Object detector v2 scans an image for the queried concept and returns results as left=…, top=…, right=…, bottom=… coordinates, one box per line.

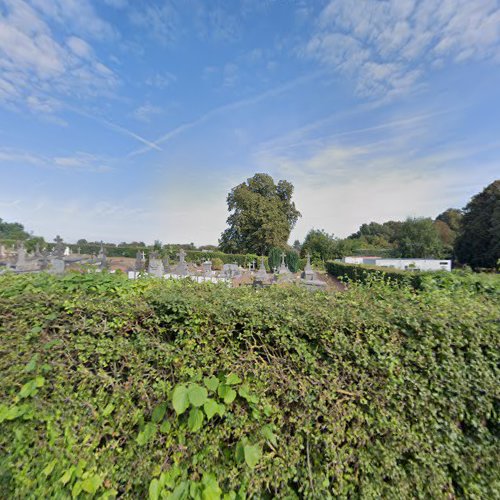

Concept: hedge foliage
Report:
left=0, top=272, right=499, bottom=498
left=326, top=260, right=500, bottom=296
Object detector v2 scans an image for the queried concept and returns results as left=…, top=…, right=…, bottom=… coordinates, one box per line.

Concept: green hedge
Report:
left=326, top=260, right=499, bottom=295
left=0, top=273, right=498, bottom=498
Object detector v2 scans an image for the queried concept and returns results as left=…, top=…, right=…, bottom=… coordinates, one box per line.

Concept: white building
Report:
left=343, top=256, right=380, bottom=265
left=343, top=256, right=452, bottom=272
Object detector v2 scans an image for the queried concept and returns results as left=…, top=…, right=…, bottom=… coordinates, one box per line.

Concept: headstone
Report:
left=53, top=235, right=65, bottom=258
left=148, top=251, right=164, bottom=277
left=222, top=263, right=240, bottom=278
left=49, top=258, right=65, bottom=275
left=64, top=246, right=71, bottom=256
left=174, top=249, right=189, bottom=276
left=278, top=252, right=290, bottom=275
left=254, top=256, right=270, bottom=287
left=135, top=250, right=146, bottom=271
left=77, top=246, right=81, bottom=255
left=0, top=244, right=6, bottom=258
left=202, top=260, right=212, bottom=277
left=15, top=242, right=27, bottom=269
left=301, top=253, right=315, bottom=281
left=300, top=253, right=326, bottom=290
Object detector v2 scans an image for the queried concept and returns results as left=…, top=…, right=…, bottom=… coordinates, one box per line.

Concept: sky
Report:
left=0, top=0, right=499, bottom=246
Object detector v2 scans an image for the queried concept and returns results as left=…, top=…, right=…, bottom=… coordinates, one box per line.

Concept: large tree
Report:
left=393, top=217, right=444, bottom=258
left=219, top=173, right=301, bottom=254
left=0, top=217, right=30, bottom=240
left=455, top=180, right=500, bottom=268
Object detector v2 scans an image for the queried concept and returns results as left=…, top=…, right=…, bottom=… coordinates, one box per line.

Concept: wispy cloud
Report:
left=303, top=0, right=500, bottom=100
left=129, top=72, right=323, bottom=157
left=132, top=103, right=163, bottom=122
left=0, top=147, right=113, bottom=173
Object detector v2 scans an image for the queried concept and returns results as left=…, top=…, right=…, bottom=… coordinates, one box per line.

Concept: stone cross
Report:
left=53, top=235, right=65, bottom=258
left=178, top=249, right=186, bottom=263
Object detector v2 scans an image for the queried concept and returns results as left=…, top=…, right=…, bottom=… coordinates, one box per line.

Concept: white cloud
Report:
left=304, top=0, right=500, bottom=100
left=132, top=103, right=162, bottom=122
left=0, top=0, right=118, bottom=114
left=0, top=147, right=113, bottom=173
left=145, top=72, right=177, bottom=89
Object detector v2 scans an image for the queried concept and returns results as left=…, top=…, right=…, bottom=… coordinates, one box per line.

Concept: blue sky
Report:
left=0, top=0, right=499, bottom=245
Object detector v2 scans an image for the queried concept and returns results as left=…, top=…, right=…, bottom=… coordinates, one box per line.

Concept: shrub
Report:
left=267, top=247, right=282, bottom=271
left=285, top=251, right=300, bottom=273
left=0, top=273, right=498, bottom=498
left=211, top=258, right=223, bottom=270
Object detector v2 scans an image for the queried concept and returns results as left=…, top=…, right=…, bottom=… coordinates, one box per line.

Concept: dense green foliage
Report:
left=301, top=229, right=356, bottom=262
left=1, top=272, right=499, bottom=498
left=326, top=260, right=500, bottom=295
left=285, top=251, right=299, bottom=273
left=267, top=247, right=282, bottom=271
left=219, top=174, right=301, bottom=254
left=455, top=180, right=500, bottom=269
left=0, top=217, right=31, bottom=240
left=393, top=217, right=444, bottom=258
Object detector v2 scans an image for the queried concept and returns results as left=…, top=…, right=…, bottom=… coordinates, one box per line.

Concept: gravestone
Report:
left=222, top=263, right=240, bottom=278
left=148, top=251, right=164, bottom=277
left=15, top=242, right=27, bottom=270
left=49, top=257, right=65, bottom=275
left=202, top=260, right=212, bottom=277
left=301, top=253, right=315, bottom=281
left=135, top=250, right=146, bottom=271
left=278, top=253, right=291, bottom=275
left=300, top=253, right=326, bottom=291
left=174, top=249, right=189, bottom=276
left=0, top=244, right=6, bottom=258
left=64, top=246, right=71, bottom=256
left=254, top=256, right=270, bottom=286
left=53, top=235, right=65, bottom=258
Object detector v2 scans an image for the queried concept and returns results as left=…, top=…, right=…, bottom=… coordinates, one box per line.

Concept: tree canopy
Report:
left=0, top=217, right=30, bottom=240
left=219, top=173, right=301, bottom=254
left=393, top=217, right=444, bottom=258
left=455, top=180, right=500, bottom=268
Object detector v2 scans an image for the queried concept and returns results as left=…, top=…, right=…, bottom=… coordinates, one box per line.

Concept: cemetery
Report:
left=0, top=238, right=327, bottom=291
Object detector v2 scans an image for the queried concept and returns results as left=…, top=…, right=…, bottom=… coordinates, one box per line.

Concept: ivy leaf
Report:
left=203, top=399, right=220, bottom=420
left=261, top=425, right=278, bottom=447
left=238, top=384, right=259, bottom=404
left=151, top=402, right=167, bottom=423
left=172, top=385, right=189, bottom=415
left=149, top=478, right=160, bottom=500
left=160, top=420, right=171, bottom=434
left=201, top=473, right=222, bottom=500
left=188, top=407, right=204, bottom=432
left=81, top=474, right=103, bottom=494
left=18, top=376, right=45, bottom=399
left=188, top=385, right=208, bottom=407
left=136, top=422, right=157, bottom=446
left=203, top=376, right=219, bottom=392
left=225, top=373, right=242, bottom=385
left=243, top=444, right=262, bottom=469
left=24, top=354, right=39, bottom=373
left=234, top=439, right=246, bottom=464
left=42, top=459, right=57, bottom=477
left=102, top=403, right=115, bottom=417
left=60, top=466, right=75, bottom=485
left=218, top=385, right=236, bottom=404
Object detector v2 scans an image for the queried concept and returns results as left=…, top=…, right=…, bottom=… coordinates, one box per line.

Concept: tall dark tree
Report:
left=219, top=173, right=301, bottom=254
left=455, top=180, right=500, bottom=268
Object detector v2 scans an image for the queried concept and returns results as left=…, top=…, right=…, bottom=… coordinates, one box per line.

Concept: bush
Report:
left=285, top=251, right=299, bottom=273
left=211, top=258, right=223, bottom=270
left=267, top=247, right=282, bottom=271
left=326, top=260, right=500, bottom=296
left=0, top=273, right=498, bottom=498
